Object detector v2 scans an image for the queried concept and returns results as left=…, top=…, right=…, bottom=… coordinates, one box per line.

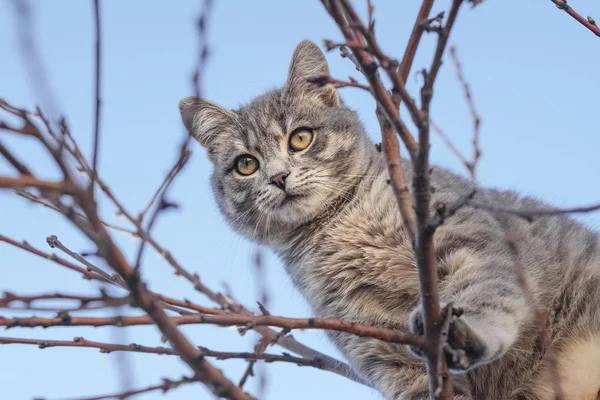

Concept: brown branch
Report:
left=91, top=0, right=102, bottom=195
left=398, top=0, right=435, bottom=83
left=430, top=120, right=473, bottom=177
left=15, top=189, right=136, bottom=236
left=57, top=375, right=199, bottom=400
left=413, top=1, right=463, bottom=398
left=1, top=231, right=358, bottom=385
left=1, top=292, right=112, bottom=306
left=321, top=0, right=418, bottom=161
left=0, top=234, right=105, bottom=282
left=0, top=336, right=177, bottom=355
left=0, top=119, right=39, bottom=135
left=0, top=313, right=424, bottom=348
left=449, top=47, right=481, bottom=179
left=437, top=303, right=456, bottom=400
left=64, top=209, right=255, bottom=399
left=377, top=110, right=415, bottom=240
left=237, top=361, right=256, bottom=388
left=136, top=152, right=189, bottom=223
left=0, top=234, right=224, bottom=316
left=0, top=291, right=130, bottom=312
left=0, top=175, right=79, bottom=195
left=306, top=74, right=371, bottom=92
left=324, top=3, right=464, bottom=397
left=191, top=0, right=215, bottom=95
left=465, top=200, right=600, bottom=219
left=339, top=0, right=424, bottom=131
left=0, top=140, right=33, bottom=175
left=133, top=147, right=190, bottom=272
left=239, top=249, right=269, bottom=393
left=551, top=0, right=600, bottom=37
left=0, top=336, right=331, bottom=370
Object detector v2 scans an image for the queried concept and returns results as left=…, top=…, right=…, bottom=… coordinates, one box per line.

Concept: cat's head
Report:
left=179, top=40, right=373, bottom=244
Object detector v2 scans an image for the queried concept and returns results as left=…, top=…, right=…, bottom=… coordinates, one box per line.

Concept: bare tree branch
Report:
left=0, top=336, right=335, bottom=370
left=0, top=313, right=424, bottom=348
left=466, top=200, right=600, bottom=219
left=52, top=375, right=199, bottom=400
left=90, top=0, right=102, bottom=195
left=551, top=0, right=600, bottom=37
left=398, top=0, right=435, bottom=83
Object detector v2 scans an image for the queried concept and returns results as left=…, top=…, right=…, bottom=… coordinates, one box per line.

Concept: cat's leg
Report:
left=339, top=334, right=473, bottom=399
left=408, top=224, right=531, bottom=373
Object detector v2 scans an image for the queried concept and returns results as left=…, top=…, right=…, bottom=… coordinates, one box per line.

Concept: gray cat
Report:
left=179, top=40, right=600, bottom=400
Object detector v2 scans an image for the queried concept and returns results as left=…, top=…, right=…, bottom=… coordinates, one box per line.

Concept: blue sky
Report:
left=1, top=1, right=599, bottom=399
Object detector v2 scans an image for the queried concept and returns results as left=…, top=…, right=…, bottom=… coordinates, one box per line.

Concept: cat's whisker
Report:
left=309, top=182, right=355, bottom=204
left=313, top=173, right=380, bottom=179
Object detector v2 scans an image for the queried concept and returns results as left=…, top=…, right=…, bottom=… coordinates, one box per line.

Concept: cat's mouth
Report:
left=279, top=192, right=308, bottom=206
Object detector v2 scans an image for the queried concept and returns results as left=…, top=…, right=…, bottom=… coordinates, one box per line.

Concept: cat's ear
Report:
left=179, top=96, right=237, bottom=149
left=284, top=40, right=339, bottom=107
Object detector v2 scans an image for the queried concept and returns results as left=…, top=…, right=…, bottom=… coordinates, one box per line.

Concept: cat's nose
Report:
left=269, top=172, right=289, bottom=191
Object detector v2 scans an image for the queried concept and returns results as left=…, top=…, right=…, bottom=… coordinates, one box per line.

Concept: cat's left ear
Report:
left=283, top=40, right=339, bottom=107
left=178, top=96, right=238, bottom=150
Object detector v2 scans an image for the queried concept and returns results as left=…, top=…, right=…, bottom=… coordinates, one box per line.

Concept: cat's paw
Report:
left=407, top=304, right=488, bottom=373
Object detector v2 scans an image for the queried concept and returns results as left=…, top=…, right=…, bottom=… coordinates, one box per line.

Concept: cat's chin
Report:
left=279, top=192, right=308, bottom=206
left=259, top=193, right=319, bottom=228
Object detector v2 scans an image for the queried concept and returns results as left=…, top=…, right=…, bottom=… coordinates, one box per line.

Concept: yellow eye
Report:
left=289, top=128, right=313, bottom=152
left=235, top=155, right=259, bottom=176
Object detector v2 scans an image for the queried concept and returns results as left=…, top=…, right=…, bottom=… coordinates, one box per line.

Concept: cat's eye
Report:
left=289, top=128, right=313, bottom=152
left=235, top=155, right=259, bottom=176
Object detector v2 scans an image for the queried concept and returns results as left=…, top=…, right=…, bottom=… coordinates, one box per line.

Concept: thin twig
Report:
left=53, top=375, right=198, bottom=400
left=398, top=0, right=435, bottom=84
left=133, top=148, right=190, bottom=272
left=0, top=313, right=424, bottom=348
left=550, top=0, right=600, bottom=37
left=91, top=0, right=102, bottom=195
left=466, top=200, right=600, bottom=219
left=15, top=189, right=136, bottom=236
left=413, top=1, right=463, bottom=397
left=0, top=336, right=332, bottom=370
left=449, top=47, right=481, bottom=179
left=46, top=234, right=125, bottom=286
left=430, top=120, right=473, bottom=178
left=136, top=153, right=190, bottom=223
left=377, top=109, right=415, bottom=240
left=339, top=0, right=425, bottom=133
left=306, top=75, right=371, bottom=92
left=0, top=291, right=129, bottom=312
left=0, top=234, right=223, bottom=316
left=0, top=175, right=79, bottom=195
left=0, top=140, right=33, bottom=175
left=321, top=0, right=418, bottom=161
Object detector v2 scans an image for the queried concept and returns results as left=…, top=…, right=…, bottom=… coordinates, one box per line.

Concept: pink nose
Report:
left=270, top=172, right=289, bottom=190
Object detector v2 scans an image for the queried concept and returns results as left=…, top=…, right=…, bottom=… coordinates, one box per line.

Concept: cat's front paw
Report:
left=408, top=304, right=488, bottom=373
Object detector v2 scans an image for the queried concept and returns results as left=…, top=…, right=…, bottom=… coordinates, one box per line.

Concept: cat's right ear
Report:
left=283, top=40, right=339, bottom=107
left=178, top=96, right=237, bottom=149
